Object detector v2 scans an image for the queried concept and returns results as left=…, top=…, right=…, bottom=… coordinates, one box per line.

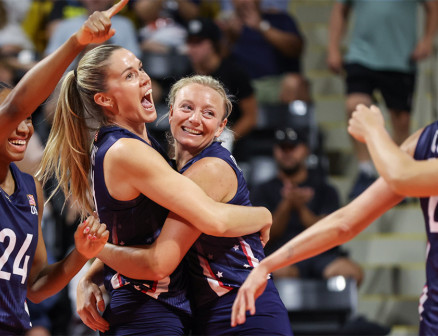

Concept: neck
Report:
left=0, top=164, right=14, bottom=195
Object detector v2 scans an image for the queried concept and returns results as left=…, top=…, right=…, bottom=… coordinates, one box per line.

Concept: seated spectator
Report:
left=218, top=0, right=311, bottom=105
left=250, top=127, right=363, bottom=284
left=184, top=17, right=257, bottom=157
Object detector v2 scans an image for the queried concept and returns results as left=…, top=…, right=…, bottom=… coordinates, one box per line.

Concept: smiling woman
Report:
left=38, top=42, right=273, bottom=334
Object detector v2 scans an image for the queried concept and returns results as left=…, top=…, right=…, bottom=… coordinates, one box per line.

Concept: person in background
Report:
left=218, top=0, right=311, bottom=105
left=251, top=127, right=363, bottom=284
left=327, top=0, right=438, bottom=199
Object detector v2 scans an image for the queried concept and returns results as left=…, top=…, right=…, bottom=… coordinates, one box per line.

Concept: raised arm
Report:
left=0, top=0, right=130, bottom=144
left=98, top=156, right=269, bottom=280
left=231, top=177, right=404, bottom=326
left=348, top=104, right=438, bottom=196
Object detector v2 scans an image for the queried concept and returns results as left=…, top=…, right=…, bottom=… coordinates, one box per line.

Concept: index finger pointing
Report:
left=105, top=0, right=129, bottom=18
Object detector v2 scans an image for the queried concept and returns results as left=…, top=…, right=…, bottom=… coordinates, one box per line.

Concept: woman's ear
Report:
left=215, top=118, right=228, bottom=138
left=94, top=93, right=113, bottom=108
left=168, top=105, right=173, bottom=121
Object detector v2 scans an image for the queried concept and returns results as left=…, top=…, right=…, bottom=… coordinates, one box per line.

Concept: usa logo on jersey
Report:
left=27, top=194, right=37, bottom=215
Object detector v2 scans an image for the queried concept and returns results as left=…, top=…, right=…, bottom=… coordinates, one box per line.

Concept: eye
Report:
left=181, top=104, right=193, bottom=112
left=125, top=71, right=136, bottom=80
left=203, top=110, right=215, bottom=118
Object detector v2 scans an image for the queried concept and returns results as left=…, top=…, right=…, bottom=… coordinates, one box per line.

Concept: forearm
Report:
left=364, top=125, right=414, bottom=190
left=261, top=28, right=303, bottom=58
left=271, top=200, right=293, bottom=241
left=4, top=34, right=84, bottom=122
left=258, top=179, right=402, bottom=274
left=423, top=1, right=438, bottom=42
left=27, top=248, right=88, bottom=303
left=328, top=3, right=348, bottom=53
left=98, top=243, right=164, bottom=280
left=220, top=205, right=272, bottom=237
left=298, top=206, right=324, bottom=228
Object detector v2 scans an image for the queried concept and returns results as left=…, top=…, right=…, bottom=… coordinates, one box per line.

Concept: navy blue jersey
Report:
left=91, top=126, right=191, bottom=315
left=0, top=163, right=39, bottom=334
left=180, top=142, right=266, bottom=307
left=413, top=121, right=438, bottom=334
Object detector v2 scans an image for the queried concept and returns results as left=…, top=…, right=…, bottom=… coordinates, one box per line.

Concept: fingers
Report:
left=77, top=286, right=109, bottom=333
left=105, top=0, right=129, bottom=18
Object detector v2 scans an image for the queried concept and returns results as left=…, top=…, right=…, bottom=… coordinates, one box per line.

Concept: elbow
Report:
left=384, top=170, right=410, bottom=196
left=26, top=291, right=44, bottom=304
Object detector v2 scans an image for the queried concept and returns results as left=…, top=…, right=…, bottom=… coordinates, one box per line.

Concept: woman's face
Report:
left=0, top=117, right=34, bottom=164
left=102, top=48, right=156, bottom=127
left=0, top=88, right=34, bottom=164
left=169, top=83, right=227, bottom=154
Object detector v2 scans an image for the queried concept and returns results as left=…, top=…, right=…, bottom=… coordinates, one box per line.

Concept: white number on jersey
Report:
left=428, top=196, right=438, bottom=233
left=0, top=229, right=33, bottom=284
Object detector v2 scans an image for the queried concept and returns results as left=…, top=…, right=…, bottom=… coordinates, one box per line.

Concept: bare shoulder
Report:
left=184, top=157, right=237, bottom=202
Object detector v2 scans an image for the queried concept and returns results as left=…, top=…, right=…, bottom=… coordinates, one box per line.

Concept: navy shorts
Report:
left=101, top=287, right=191, bottom=336
left=344, top=63, right=416, bottom=112
left=192, top=279, right=293, bottom=335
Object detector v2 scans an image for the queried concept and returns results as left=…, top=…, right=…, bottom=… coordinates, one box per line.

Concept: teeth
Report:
left=9, top=139, right=26, bottom=145
left=146, top=88, right=152, bottom=95
left=183, top=127, right=201, bottom=135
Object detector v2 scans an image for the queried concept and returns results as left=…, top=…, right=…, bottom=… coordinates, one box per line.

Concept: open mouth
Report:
left=141, top=88, right=154, bottom=110
left=182, top=126, right=201, bottom=135
left=8, top=139, right=27, bottom=152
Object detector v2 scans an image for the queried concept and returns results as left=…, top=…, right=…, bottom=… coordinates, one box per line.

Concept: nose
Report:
left=16, top=120, right=31, bottom=135
left=188, top=109, right=201, bottom=124
left=140, top=71, right=150, bottom=86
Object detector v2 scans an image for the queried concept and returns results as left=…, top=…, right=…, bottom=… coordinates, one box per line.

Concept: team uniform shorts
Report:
left=192, top=279, right=293, bottom=336
left=344, top=63, right=416, bottom=112
left=101, top=286, right=191, bottom=336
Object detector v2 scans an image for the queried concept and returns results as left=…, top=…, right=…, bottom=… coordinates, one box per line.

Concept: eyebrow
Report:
left=120, top=61, right=143, bottom=77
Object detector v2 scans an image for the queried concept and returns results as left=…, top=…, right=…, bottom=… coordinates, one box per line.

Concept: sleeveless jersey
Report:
left=180, top=142, right=266, bottom=307
left=0, top=163, right=39, bottom=333
left=91, top=126, right=190, bottom=315
left=414, top=121, right=438, bottom=333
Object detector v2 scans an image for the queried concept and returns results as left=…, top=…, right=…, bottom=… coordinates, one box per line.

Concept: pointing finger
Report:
left=105, top=0, right=129, bottom=18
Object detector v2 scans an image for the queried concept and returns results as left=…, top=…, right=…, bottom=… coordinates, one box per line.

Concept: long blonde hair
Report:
left=37, top=44, right=123, bottom=219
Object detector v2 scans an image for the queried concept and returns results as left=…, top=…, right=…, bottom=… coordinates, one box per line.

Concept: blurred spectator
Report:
left=0, top=0, right=37, bottom=82
left=45, top=0, right=140, bottom=66
left=327, top=0, right=438, bottom=200
left=250, top=127, right=363, bottom=284
left=135, top=0, right=201, bottom=104
left=0, top=0, right=34, bottom=54
left=218, top=0, right=311, bottom=105
left=185, top=17, right=257, bottom=156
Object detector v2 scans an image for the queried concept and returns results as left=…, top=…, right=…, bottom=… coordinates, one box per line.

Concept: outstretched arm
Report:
left=348, top=104, right=438, bottom=196
left=231, top=177, right=404, bottom=326
left=0, top=0, right=130, bottom=144
left=98, top=156, right=269, bottom=280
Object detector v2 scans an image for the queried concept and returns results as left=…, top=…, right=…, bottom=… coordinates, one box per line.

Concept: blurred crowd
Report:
left=1, top=0, right=436, bottom=335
